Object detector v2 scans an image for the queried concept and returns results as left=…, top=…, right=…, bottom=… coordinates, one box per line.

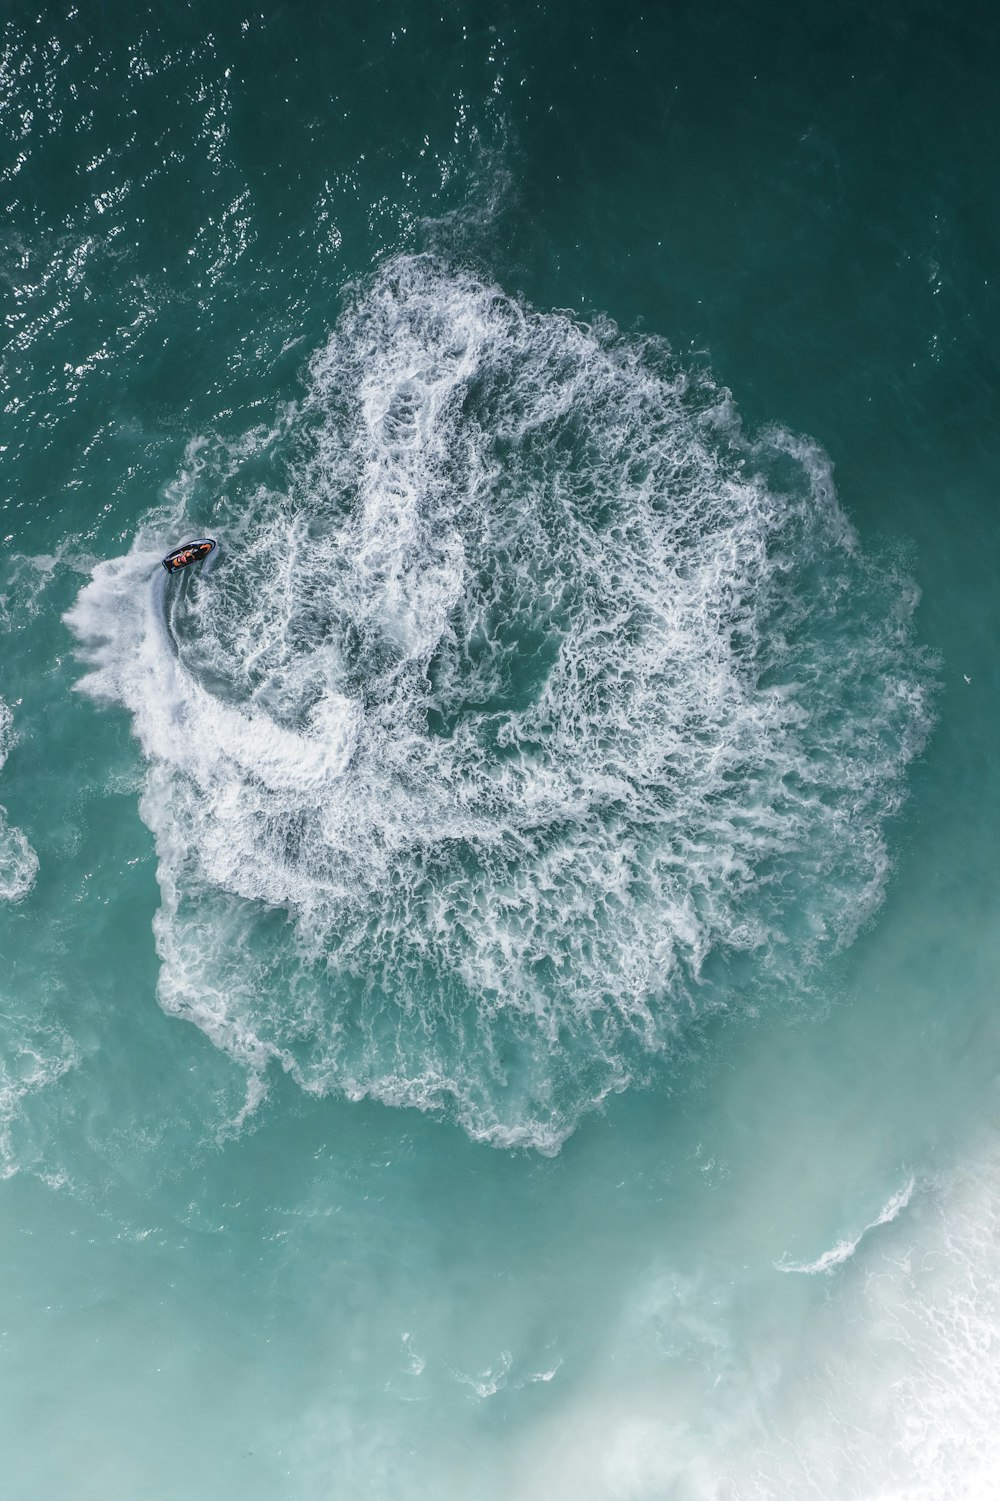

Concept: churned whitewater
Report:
left=0, top=701, right=38, bottom=904
left=68, top=257, right=932, bottom=1148
left=3, top=3, right=1000, bottom=1498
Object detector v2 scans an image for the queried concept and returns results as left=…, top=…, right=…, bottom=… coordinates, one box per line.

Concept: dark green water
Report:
left=2, top=3, right=1000, bottom=1496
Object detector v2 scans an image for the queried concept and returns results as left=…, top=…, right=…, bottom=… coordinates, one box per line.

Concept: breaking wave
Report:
left=501, top=1151, right=1000, bottom=1500
left=776, top=1175, right=916, bottom=1274
left=66, top=255, right=934, bottom=1148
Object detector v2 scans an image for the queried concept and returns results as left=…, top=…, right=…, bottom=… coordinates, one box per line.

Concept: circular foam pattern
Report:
left=67, top=256, right=935, bottom=1149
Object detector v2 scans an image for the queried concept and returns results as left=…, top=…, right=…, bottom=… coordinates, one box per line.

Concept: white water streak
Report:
left=776, top=1175, right=916, bottom=1274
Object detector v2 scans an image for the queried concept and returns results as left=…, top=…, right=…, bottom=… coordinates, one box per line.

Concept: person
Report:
left=165, top=541, right=213, bottom=571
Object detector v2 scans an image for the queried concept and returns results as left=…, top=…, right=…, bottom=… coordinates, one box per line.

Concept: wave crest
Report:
left=0, top=700, right=38, bottom=903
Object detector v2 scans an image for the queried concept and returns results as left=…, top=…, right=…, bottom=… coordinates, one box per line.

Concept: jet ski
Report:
left=162, top=538, right=217, bottom=574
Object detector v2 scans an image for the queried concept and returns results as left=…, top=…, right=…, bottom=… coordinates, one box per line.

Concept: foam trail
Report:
left=67, top=256, right=936, bottom=1148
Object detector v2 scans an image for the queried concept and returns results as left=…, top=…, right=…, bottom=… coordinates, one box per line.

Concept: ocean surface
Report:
left=2, top=2, right=999, bottom=1496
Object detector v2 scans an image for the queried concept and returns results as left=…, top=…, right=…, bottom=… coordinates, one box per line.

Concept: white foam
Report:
left=776, top=1175, right=916, bottom=1274
left=741, top=1154, right=1000, bottom=1501
left=0, top=1014, right=78, bottom=1180
left=0, top=814, right=37, bottom=902
left=66, top=256, right=935, bottom=1147
left=501, top=1149, right=1000, bottom=1501
left=0, top=699, right=38, bottom=903
left=449, top=1348, right=513, bottom=1400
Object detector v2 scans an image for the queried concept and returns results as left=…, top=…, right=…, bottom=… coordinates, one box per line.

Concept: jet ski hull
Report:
left=162, top=539, right=217, bottom=574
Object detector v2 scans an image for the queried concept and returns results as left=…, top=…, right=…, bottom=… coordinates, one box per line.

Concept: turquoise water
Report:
left=2, top=2, right=1000, bottom=1495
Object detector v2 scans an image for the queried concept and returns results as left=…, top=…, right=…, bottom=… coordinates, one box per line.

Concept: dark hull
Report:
left=162, top=539, right=217, bottom=574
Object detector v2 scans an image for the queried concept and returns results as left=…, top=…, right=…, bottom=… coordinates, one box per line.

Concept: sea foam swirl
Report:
left=66, top=256, right=934, bottom=1148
